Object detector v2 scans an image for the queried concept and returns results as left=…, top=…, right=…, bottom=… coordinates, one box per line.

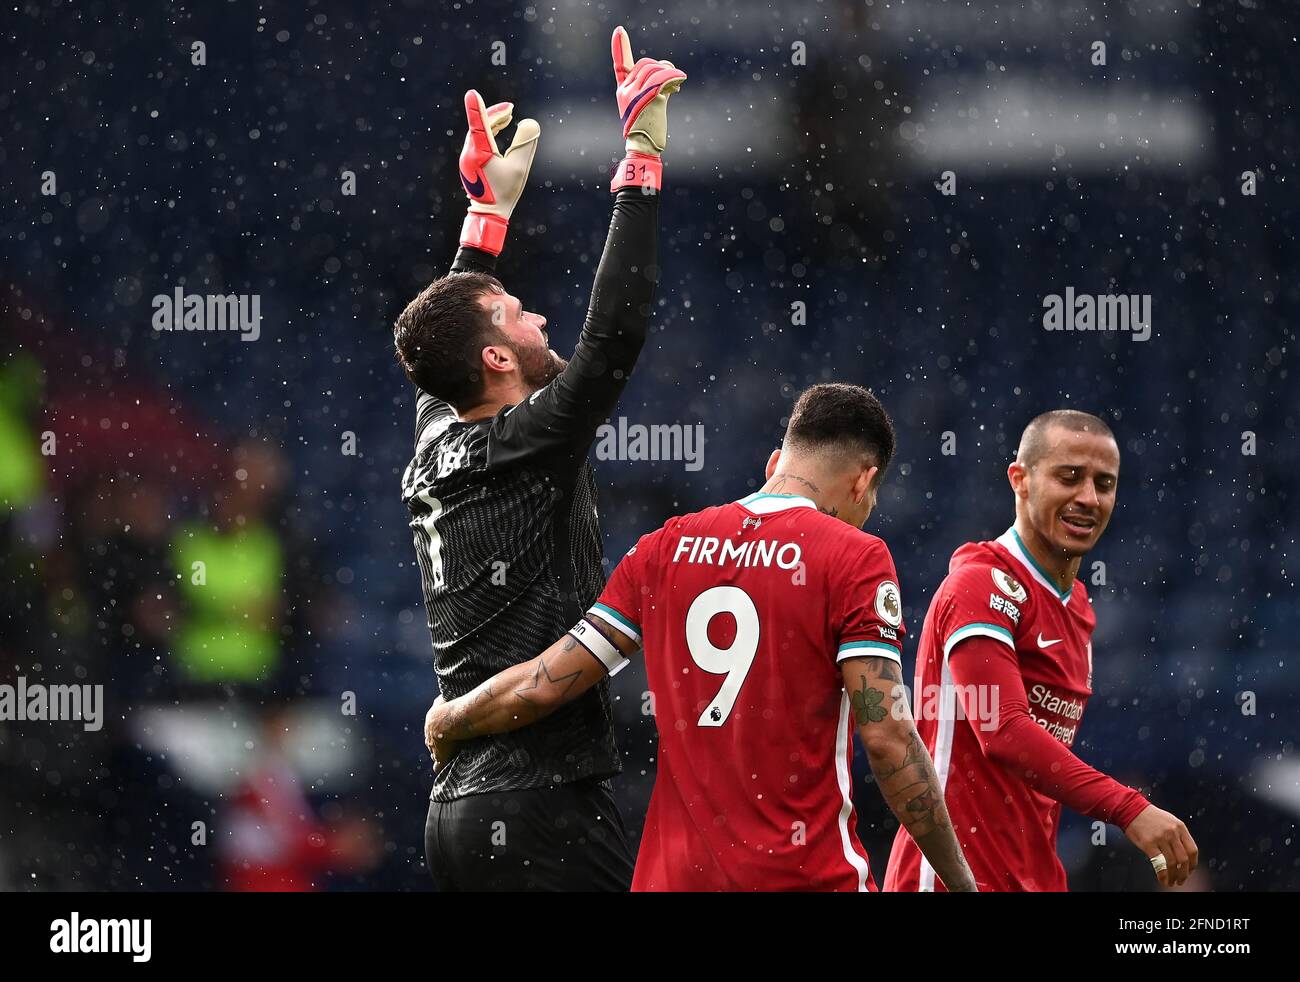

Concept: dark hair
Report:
left=784, top=383, right=896, bottom=483
left=393, top=272, right=505, bottom=410
left=1016, top=410, right=1116, bottom=469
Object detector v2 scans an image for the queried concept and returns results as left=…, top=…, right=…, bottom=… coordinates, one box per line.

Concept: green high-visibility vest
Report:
left=172, top=524, right=283, bottom=682
left=0, top=410, right=43, bottom=510
left=0, top=355, right=45, bottom=510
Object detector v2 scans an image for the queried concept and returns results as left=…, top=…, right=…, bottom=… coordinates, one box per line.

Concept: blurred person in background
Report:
left=169, top=437, right=335, bottom=698
left=216, top=706, right=380, bottom=891
left=171, top=439, right=289, bottom=687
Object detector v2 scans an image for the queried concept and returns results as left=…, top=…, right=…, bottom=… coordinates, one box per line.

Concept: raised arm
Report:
left=490, top=26, right=685, bottom=457
left=947, top=636, right=1198, bottom=887
left=842, top=656, right=978, bottom=893
left=414, top=91, right=538, bottom=432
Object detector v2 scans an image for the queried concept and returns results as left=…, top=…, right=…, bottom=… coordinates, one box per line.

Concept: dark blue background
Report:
left=2, top=0, right=1296, bottom=891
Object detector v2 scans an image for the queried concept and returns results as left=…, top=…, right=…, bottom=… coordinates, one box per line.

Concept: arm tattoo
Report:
left=866, top=719, right=978, bottom=892
left=512, top=639, right=584, bottom=718
left=438, top=637, right=591, bottom=740
left=848, top=655, right=904, bottom=726
left=851, top=677, right=888, bottom=725
left=441, top=680, right=495, bottom=740
left=868, top=656, right=903, bottom=684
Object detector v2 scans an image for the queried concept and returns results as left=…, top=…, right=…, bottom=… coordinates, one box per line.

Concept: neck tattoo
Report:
left=767, top=473, right=820, bottom=496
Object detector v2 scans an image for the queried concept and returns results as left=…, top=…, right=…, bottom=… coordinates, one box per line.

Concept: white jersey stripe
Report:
left=835, top=692, right=872, bottom=892
left=918, top=652, right=959, bottom=892
left=920, top=623, right=1013, bottom=888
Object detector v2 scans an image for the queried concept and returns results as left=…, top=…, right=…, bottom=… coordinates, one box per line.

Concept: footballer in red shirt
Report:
left=884, top=410, right=1199, bottom=892
left=427, top=384, right=976, bottom=892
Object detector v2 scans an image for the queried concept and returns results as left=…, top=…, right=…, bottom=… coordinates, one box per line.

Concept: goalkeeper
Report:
left=394, top=27, right=684, bottom=891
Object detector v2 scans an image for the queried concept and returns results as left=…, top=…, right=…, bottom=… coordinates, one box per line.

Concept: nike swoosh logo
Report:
left=620, top=84, right=658, bottom=126
left=460, top=169, right=485, bottom=197
left=1037, top=634, right=1062, bottom=648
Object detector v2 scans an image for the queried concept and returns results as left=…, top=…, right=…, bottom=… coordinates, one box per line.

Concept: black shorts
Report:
left=424, top=777, right=635, bottom=892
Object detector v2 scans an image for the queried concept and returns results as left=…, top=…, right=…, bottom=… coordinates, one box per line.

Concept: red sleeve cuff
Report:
left=1109, top=791, right=1152, bottom=830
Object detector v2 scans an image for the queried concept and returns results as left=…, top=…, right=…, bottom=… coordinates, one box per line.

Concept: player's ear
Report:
left=854, top=465, right=878, bottom=503
left=1007, top=461, right=1029, bottom=499
left=764, top=448, right=781, bottom=480
left=480, top=343, right=515, bottom=376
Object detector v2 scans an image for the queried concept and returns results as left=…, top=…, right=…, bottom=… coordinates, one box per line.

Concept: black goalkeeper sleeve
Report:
left=489, top=187, right=662, bottom=461
left=450, top=244, right=499, bottom=277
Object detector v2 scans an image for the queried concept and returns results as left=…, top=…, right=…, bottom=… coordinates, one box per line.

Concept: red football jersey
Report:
left=590, top=492, right=906, bottom=891
left=884, top=528, right=1097, bottom=892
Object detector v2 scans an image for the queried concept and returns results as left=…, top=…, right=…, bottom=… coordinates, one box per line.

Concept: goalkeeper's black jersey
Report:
left=402, top=189, right=661, bottom=801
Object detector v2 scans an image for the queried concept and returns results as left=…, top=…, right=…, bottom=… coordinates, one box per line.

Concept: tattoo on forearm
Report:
left=441, top=680, right=497, bottom=741
left=512, top=641, right=583, bottom=717
left=868, top=724, right=976, bottom=892
left=847, top=658, right=975, bottom=889
left=437, top=637, right=590, bottom=742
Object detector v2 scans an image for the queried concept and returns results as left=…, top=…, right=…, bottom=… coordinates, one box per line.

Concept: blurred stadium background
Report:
left=2, top=0, right=1296, bottom=890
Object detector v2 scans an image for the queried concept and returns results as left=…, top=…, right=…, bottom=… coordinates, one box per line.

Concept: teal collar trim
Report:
left=737, top=492, right=817, bottom=514
left=1000, top=527, right=1073, bottom=603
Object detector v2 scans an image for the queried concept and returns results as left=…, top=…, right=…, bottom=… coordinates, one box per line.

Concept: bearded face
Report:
left=514, top=338, right=566, bottom=392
